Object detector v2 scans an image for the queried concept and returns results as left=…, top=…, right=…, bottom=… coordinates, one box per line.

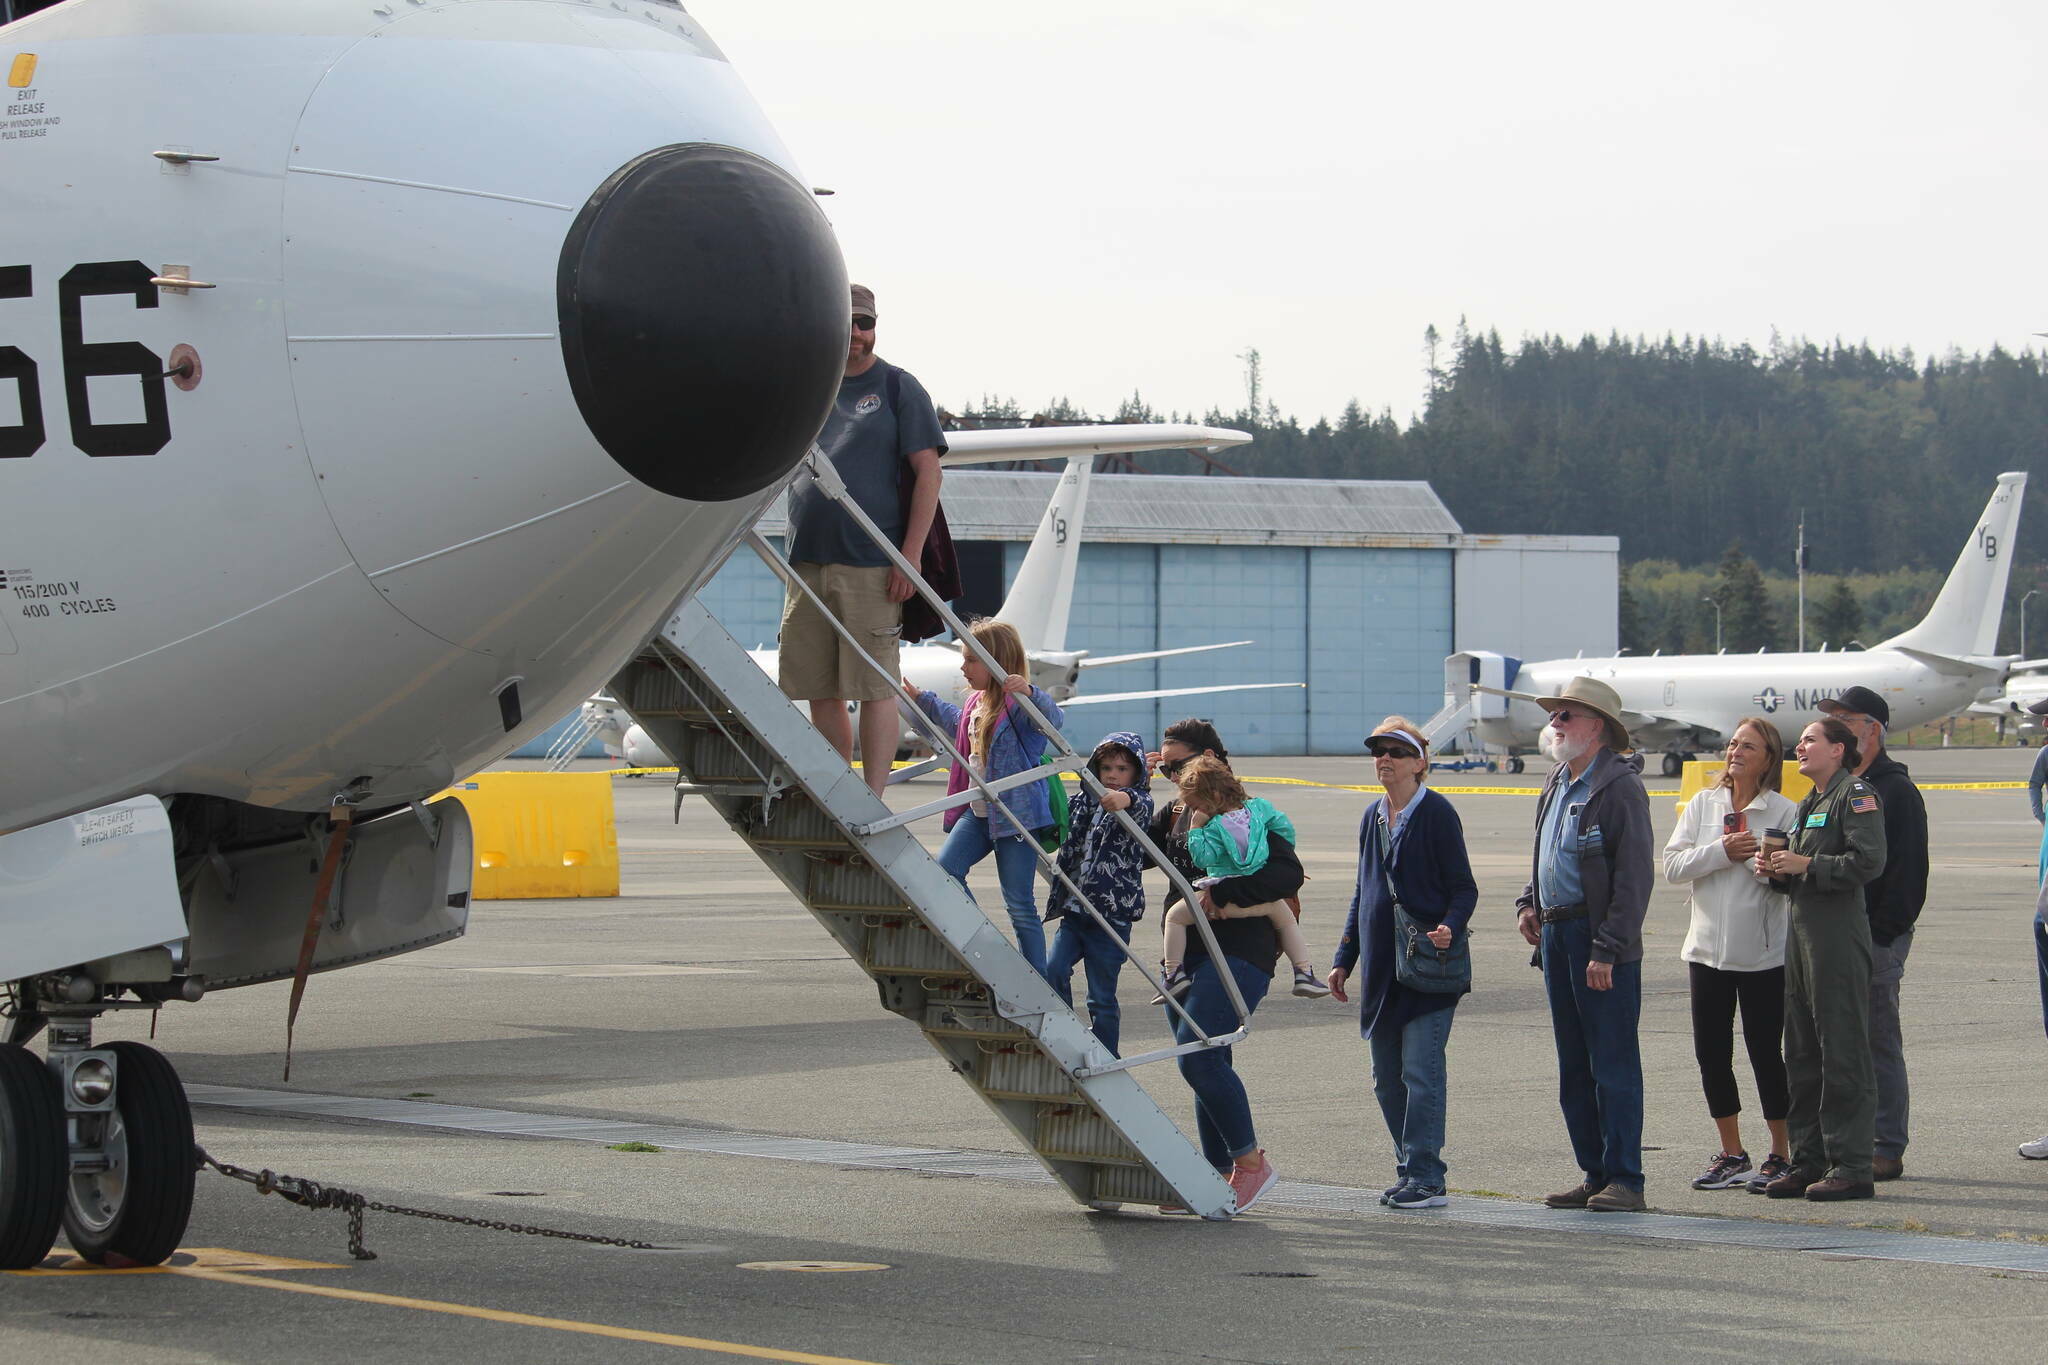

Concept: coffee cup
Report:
left=1760, top=827, right=1789, bottom=857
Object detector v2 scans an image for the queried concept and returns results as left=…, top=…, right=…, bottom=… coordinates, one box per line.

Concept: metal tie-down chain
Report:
left=195, top=1146, right=656, bottom=1260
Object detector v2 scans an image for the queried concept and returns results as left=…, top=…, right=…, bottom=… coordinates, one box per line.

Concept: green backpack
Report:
left=1036, top=772, right=1070, bottom=854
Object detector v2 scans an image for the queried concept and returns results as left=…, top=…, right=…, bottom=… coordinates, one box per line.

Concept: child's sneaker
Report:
left=1291, top=965, right=1331, bottom=998
left=1150, top=964, right=1192, bottom=1005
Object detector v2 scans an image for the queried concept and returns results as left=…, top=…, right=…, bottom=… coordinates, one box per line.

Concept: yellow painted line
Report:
left=1919, top=781, right=2028, bottom=791
left=1239, top=775, right=1544, bottom=797
left=168, top=1267, right=905, bottom=1365
left=8, top=1247, right=345, bottom=1276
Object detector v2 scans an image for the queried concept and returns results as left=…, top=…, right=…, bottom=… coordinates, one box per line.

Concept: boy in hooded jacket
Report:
left=1043, top=732, right=1155, bottom=1057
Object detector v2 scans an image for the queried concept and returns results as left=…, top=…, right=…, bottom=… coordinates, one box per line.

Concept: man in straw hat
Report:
left=1514, top=676, right=1656, bottom=1212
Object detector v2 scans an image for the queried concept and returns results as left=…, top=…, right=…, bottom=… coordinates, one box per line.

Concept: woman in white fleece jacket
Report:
left=1664, top=717, right=1801, bottom=1194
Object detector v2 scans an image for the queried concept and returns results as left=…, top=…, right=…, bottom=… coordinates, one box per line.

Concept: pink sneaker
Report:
left=1227, top=1151, right=1277, bottom=1212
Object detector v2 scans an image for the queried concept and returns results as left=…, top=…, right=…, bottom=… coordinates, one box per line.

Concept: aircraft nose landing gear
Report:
left=0, top=1014, right=196, bottom=1269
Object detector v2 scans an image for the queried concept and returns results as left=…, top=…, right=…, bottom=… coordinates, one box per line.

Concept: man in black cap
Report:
left=778, top=283, right=946, bottom=795
left=1819, top=685, right=1926, bottom=1182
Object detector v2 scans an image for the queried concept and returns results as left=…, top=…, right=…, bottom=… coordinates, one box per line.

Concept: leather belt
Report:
left=1538, top=904, right=1589, bottom=924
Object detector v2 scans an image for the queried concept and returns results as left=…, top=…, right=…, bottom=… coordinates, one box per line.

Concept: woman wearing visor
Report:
left=1328, top=718, right=1478, bottom=1210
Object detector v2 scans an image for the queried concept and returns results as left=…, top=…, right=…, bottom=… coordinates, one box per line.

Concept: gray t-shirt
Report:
left=786, top=360, right=947, bottom=567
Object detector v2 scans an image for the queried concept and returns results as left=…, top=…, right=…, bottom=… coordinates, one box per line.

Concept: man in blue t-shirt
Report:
left=778, top=283, right=946, bottom=795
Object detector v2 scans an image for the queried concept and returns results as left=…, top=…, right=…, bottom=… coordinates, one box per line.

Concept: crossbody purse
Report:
left=1379, top=801, right=1471, bottom=994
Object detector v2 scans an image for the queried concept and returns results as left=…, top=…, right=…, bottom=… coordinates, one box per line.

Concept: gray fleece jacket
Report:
left=1514, top=747, right=1655, bottom=965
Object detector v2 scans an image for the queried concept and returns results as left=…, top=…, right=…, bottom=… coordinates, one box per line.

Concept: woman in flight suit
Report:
left=1757, top=717, right=1888, bottom=1202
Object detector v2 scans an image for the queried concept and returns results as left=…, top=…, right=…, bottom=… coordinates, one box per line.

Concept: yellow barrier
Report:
left=1677, top=760, right=1812, bottom=812
left=437, top=772, right=619, bottom=899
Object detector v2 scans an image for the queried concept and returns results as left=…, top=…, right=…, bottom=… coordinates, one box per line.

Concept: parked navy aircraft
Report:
left=1433, top=473, right=2031, bottom=775
left=0, top=0, right=1221, bottom=1267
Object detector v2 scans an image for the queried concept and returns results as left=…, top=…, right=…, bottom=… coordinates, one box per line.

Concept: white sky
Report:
left=696, top=1, right=2048, bottom=425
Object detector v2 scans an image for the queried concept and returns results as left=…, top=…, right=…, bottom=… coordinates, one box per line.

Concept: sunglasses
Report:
left=851, top=316, right=876, bottom=331
left=1551, top=709, right=1584, bottom=724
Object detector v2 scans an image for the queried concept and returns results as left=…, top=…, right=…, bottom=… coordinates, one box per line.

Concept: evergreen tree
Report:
left=1617, top=569, right=1644, bottom=654
left=1815, top=578, right=1863, bottom=648
left=1715, top=542, right=1778, bottom=652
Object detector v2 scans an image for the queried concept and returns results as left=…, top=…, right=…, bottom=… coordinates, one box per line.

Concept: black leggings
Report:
left=1688, top=961, right=1789, bottom=1121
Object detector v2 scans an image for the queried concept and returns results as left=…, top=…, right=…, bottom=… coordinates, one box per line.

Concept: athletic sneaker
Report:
left=1291, top=965, right=1332, bottom=998
left=1387, top=1183, right=1448, bottom=1210
left=1149, top=964, right=1192, bottom=1006
left=1745, top=1153, right=1793, bottom=1193
left=1691, top=1151, right=1754, bottom=1190
left=1228, top=1151, right=1278, bottom=1212
left=1379, top=1179, right=1409, bottom=1206
left=2020, top=1135, right=2048, bottom=1160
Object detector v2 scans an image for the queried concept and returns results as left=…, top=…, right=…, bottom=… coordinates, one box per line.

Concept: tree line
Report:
left=955, top=324, right=2048, bottom=656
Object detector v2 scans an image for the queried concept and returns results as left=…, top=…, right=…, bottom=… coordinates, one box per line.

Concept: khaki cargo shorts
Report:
left=778, top=562, right=902, bottom=702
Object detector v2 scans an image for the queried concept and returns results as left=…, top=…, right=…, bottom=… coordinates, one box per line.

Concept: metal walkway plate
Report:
left=191, top=1084, right=2048, bottom=1274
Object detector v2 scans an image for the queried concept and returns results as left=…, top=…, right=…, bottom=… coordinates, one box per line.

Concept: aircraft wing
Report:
left=1077, top=641, right=1253, bottom=669
left=940, top=423, right=1250, bottom=468
left=1060, top=682, right=1305, bottom=708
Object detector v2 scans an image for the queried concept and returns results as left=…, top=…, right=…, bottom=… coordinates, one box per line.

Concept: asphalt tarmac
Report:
left=7, top=745, right=2047, bottom=1363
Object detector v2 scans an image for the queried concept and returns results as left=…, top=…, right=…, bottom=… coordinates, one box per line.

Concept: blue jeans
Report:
left=1541, top=917, right=1645, bottom=1191
left=1168, top=955, right=1271, bottom=1170
left=1369, top=1004, right=1456, bottom=1187
left=1046, top=915, right=1132, bottom=1057
left=937, top=813, right=1047, bottom=978
left=2035, top=920, right=2047, bottom=1043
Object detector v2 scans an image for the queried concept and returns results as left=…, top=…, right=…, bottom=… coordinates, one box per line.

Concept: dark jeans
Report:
left=1541, top=917, right=1645, bottom=1191
left=1046, top=915, right=1133, bottom=1057
left=1369, top=1003, right=1456, bottom=1187
left=1869, top=931, right=1912, bottom=1160
left=2036, top=919, right=2047, bottom=1042
left=1687, top=961, right=1789, bottom=1121
left=1169, top=954, right=1271, bottom=1170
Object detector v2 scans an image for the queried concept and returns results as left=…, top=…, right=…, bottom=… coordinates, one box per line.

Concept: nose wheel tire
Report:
left=61, top=1042, right=195, bottom=1267
left=1661, top=752, right=1686, bottom=778
left=0, top=1044, right=65, bottom=1269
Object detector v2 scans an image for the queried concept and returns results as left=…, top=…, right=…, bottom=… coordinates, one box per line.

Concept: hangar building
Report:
left=689, top=471, right=1618, bottom=758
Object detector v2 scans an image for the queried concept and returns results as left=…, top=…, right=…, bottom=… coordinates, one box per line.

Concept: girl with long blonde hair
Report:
left=906, top=619, right=1064, bottom=978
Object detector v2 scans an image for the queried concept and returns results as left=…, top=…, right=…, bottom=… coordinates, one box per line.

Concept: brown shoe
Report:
left=1586, top=1183, right=1647, bottom=1212
left=1804, top=1177, right=1875, bottom=1202
left=1763, top=1169, right=1818, bottom=1199
left=1544, top=1181, right=1600, bottom=1208
left=1871, top=1156, right=1904, bottom=1182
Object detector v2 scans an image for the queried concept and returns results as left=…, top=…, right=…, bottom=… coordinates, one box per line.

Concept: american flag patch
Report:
left=1850, top=796, right=1877, bottom=814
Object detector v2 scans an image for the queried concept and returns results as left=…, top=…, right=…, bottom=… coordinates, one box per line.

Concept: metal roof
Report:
left=758, top=472, right=1464, bottom=547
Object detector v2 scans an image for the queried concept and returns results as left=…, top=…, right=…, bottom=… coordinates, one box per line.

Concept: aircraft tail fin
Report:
left=1879, top=471, right=2028, bottom=660
left=994, top=455, right=1091, bottom=653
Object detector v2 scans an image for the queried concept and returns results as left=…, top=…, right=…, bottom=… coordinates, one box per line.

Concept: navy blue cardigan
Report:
left=1333, top=787, right=1479, bottom=1038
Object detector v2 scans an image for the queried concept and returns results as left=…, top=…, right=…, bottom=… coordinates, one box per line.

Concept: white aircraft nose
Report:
left=277, top=3, right=845, bottom=659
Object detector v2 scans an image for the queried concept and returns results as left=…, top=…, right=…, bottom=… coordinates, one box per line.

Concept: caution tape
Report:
left=605, top=766, right=2026, bottom=795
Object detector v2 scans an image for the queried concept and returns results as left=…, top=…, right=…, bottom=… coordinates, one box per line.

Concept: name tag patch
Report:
left=1805, top=812, right=1828, bottom=827
left=1850, top=796, right=1878, bottom=814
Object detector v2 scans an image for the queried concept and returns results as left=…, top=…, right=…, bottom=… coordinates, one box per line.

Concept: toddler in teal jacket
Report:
left=1159, top=755, right=1330, bottom=1000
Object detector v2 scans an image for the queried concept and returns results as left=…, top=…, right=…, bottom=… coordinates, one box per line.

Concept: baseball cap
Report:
left=850, top=283, right=876, bottom=322
left=1818, top=684, right=1890, bottom=727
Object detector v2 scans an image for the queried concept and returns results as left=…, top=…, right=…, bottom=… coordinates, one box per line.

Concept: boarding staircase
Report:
left=542, top=699, right=609, bottom=770
left=607, top=596, right=1236, bottom=1217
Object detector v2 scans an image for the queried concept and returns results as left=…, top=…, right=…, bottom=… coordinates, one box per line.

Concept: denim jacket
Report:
left=913, top=684, right=1064, bottom=836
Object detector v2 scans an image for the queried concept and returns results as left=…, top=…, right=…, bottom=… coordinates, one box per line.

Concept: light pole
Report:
left=1703, top=596, right=1723, bottom=653
left=2024, top=588, right=2040, bottom=658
